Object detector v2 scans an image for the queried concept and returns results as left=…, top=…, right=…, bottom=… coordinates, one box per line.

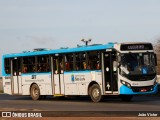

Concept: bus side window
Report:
left=75, top=53, right=80, bottom=70
left=74, top=52, right=87, bottom=70
left=53, top=58, right=58, bottom=74
left=4, top=58, right=11, bottom=74
left=22, top=57, right=36, bottom=73
left=23, top=66, right=28, bottom=73
left=87, top=51, right=101, bottom=70
left=83, top=62, right=87, bottom=70
left=87, top=61, right=91, bottom=70
left=65, top=62, right=70, bottom=71
left=65, top=54, right=73, bottom=71
left=37, top=55, right=50, bottom=72
left=79, top=53, right=86, bottom=70
left=59, top=57, right=64, bottom=73
left=96, top=61, right=100, bottom=69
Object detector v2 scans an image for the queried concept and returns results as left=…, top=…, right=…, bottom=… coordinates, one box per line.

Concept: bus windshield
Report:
left=120, top=53, right=156, bottom=76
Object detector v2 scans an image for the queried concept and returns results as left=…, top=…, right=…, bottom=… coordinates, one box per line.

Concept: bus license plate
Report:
left=140, top=89, right=147, bottom=92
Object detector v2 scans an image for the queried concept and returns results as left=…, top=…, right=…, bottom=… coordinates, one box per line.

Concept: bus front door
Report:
left=11, top=58, right=22, bottom=95
left=52, top=56, right=64, bottom=95
left=103, top=51, right=118, bottom=94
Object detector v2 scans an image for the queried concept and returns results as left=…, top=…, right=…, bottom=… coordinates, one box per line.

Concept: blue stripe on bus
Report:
left=1, top=56, right=5, bottom=76
left=2, top=74, right=11, bottom=77
left=2, top=72, right=51, bottom=77
left=2, top=43, right=114, bottom=76
left=2, top=70, right=102, bottom=76
left=3, top=43, right=114, bottom=58
left=64, top=70, right=102, bottom=74
left=21, top=72, right=51, bottom=76
left=120, top=84, right=158, bottom=95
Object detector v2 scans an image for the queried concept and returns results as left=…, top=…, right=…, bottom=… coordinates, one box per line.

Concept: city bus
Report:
left=2, top=42, right=158, bottom=102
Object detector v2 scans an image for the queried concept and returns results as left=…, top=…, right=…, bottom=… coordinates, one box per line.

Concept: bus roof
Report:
left=3, top=43, right=114, bottom=58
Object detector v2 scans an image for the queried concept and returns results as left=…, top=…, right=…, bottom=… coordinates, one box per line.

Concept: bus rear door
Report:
left=11, top=58, right=22, bottom=95
left=51, top=56, right=64, bottom=95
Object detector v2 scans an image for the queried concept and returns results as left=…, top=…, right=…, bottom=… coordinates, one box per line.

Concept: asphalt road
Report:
left=0, top=94, right=160, bottom=117
left=0, top=94, right=160, bottom=111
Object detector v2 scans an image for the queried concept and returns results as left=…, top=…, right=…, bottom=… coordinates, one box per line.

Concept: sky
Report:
left=0, top=0, right=160, bottom=74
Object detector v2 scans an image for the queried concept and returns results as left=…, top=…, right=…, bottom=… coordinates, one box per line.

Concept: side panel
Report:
left=46, top=84, right=53, bottom=95
left=78, top=83, right=87, bottom=95
left=54, top=74, right=60, bottom=94
left=21, top=73, right=52, bottom=95
left=13, top=76, right=19, bottom=94
left=65, top=83, right=79, bottom=95
left=22, top=84, right=30, bottom=95
left=53, top=74, right=64, bottom=95
left=64, top=71, right=102, bottom=95
left=38, top=84, right=46, bottom=95
left=18, top=76, right=22, bottom=94
left=60, top=74, right=64, bottom=94
left=3, top=77, right=12, bottom=94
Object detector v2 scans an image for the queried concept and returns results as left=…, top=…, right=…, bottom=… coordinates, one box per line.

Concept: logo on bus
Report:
left=75, top=75, right=85, bottom=81
left=71, top=74, right=85, bottom=82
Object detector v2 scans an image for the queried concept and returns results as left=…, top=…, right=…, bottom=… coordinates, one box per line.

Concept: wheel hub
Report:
left=92, top=88, right=100, bottom=98
left=33, top=88, right=38, bottom=97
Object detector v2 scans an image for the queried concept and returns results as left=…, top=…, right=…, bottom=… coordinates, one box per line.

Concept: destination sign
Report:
left=120, top=43, right=153, bottom=51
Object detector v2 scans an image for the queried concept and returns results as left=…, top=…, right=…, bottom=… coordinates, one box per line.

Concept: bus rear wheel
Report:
left=31, top=84, right=41, bottom=100
left=89, top=84, right=102, bottom=103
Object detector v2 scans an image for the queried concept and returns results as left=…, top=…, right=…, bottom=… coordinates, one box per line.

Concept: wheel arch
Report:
left=30, top=82, right=38, bottom=95
left=88, top=81, right=99, bottom=95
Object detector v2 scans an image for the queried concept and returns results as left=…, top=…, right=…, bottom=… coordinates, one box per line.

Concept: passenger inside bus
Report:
left=87, top=62, right=91, bottom=70
left=37, top=64, right=42, bottom=72
left=65, top=62, right=70, bottom=71
left=83, top=62, right=87, bottom=70
left=96, top=61, right=100, bottom=70
left=23, top=66, right=27, bottom=73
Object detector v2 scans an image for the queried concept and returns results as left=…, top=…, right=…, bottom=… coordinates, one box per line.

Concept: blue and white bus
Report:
left=2, top=42, right=158, bottom=102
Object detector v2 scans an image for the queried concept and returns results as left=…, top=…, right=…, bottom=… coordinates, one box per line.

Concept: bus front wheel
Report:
left=30, top=84, right=41, bottom=100
left=89, top=84, right=102, bottom=103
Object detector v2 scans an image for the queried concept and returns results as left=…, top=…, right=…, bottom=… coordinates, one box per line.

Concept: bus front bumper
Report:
left=120, top=84, right=158, bottom=95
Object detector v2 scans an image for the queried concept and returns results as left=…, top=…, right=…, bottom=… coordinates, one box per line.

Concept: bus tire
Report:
left=120, top=95, right=133, bottom=102
left=89, top=84, right=102, bottom=103
left=30, top=84, right=41, bottom=100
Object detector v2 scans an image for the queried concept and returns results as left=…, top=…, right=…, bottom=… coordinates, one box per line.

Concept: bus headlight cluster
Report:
left=154, top=76, right=158, bottom=86
left=154, top=79, right=157, bottom=86
left=120, top=80, right=131, bottom=88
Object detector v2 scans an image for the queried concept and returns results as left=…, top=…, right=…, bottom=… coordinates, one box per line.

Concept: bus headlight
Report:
left=154, top=79, right=157, bottom=86
left=120, top=80, right=131, bottom=88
